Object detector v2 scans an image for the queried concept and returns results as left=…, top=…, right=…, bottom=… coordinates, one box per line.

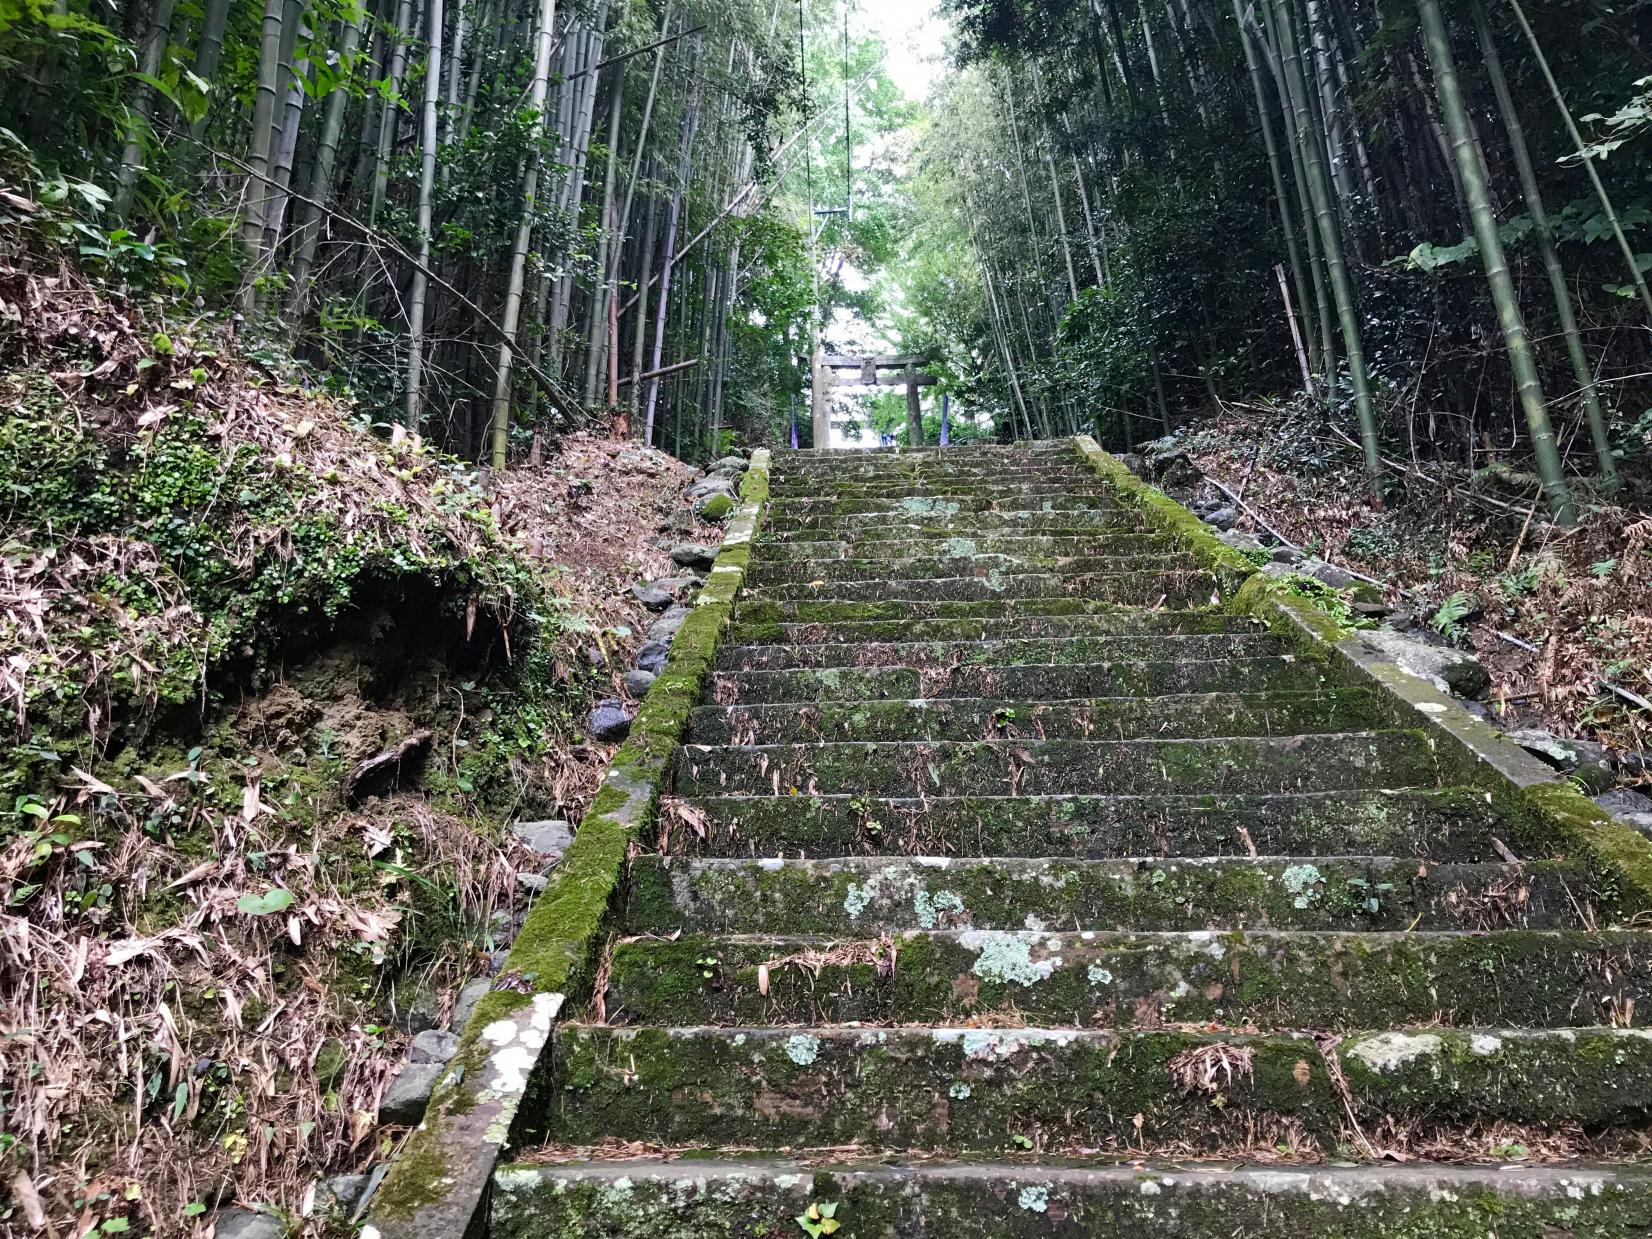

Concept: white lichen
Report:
left=1346, top=1031, right=1444, bottom=1073
left=786, top=1033, right=821, bottom=1066
left=1017, top=1185, right=1050, bottom=1213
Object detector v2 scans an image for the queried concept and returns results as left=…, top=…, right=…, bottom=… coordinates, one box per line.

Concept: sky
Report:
left=858, top=0, right=946, bottom=102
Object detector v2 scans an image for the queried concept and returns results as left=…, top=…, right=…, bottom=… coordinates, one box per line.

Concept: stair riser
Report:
left=548, top=1025, right=1652, bottom=1152
left=769, top=477, right=1113, bottom=499
left=664, top=789, right=1510, bottom=861
left=627, top=856, right=1579, bottom=935
left=674, top=733, right=1437, bottom=799
left=715, top=633, right=1285, bottom=672
left=768, top=494, right=1126, bottom=521
left=756, top=536, right=1174, bottom=562
left=742, top=572, right=1219, bottom=605
left=731, top=614, right=1259, bottom=644
left=745, top=553, right=1195, bottom=587
left=734, top=597, right=1224, bottom=627
left=767, top=514, right=1156, bottom=541
left=493, top=1162, right=1652, bottom=1239
left=603, top=930, right=1652, bottom=1030
left=712, top=657, right=1334, bottom=705
left=685, top=690, right=1388, bottom=745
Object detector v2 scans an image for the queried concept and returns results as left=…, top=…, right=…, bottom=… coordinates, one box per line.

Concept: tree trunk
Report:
left=287, top=13, right=363, bottom=315
left=241, top=0, right=287, bottom=267
left=114, top=0, right=179, bottom=216
left=404, top=0, right=445, bottom=428
left=1418, top=0, right=1574, bottom=524
left=488, top=0, right=557, bottom=469
left=643, top=35, right=703, bottom=446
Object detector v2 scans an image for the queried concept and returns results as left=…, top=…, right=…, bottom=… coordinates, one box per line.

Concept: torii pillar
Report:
left=821, top=353, right=938, bottom=446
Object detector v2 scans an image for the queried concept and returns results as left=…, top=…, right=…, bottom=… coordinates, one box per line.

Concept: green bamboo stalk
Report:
left=1419, top=0, right=1574, bottom=525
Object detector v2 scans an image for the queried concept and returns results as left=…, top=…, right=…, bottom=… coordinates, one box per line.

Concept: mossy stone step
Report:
left=714, top=632, right=1286, bottom=672
left=735, top=597, right=1230, bottom=628
left=685, top=690, right=1389, bottom=745
left=547, top=1023, right=1652, bottom=1154
left=773, top=482, right=1119, bottom=505
left=602, top=928, right=1652, bottom=1029
left=767, top=469, right=1111, bottom=496
left=492, top=1158, right=1652, bottom=1239
left=765, top=493, right=1126, bottom=524
left=757, top=533, right=1183, bottom=561
left=732, top=612, right=1261, bottom=645
left=740, top=570, right=1220, bottom=606
left=712, top=655, right=1334, bottom=705
left=766, top=513, right=1158, bottom=541
left=663, top=787, right=1514, bottom=861
left=747, top=552, right=1197, bottom=588
left=627, top=855, right=1581, bottom=935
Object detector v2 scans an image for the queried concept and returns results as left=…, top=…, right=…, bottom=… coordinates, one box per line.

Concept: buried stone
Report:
left=587, top=699, right=633, bottom=742
left=670, top=542, right=720, bottom=570
left=635, top=638, right=672, bottom=675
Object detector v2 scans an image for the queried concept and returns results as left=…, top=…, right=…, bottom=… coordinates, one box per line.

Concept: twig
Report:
left=1494, top=631, right=1650, bottom=713
left=1203, top=477, right=1385, bottom=588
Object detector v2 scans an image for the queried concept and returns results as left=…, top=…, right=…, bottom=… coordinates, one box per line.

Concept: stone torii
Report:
left=813, top=352, right=937, bottom=446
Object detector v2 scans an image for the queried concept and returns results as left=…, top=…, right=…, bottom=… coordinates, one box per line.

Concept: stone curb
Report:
left=362, top=449, right=772, bottom=1237
left=1071, top=435, right=1652, bottom=916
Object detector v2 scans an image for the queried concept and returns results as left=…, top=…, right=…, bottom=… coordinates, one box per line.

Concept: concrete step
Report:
left=627, top=855, right=1582, bottom=935
left=492, top=1158, right=1652, bottom=1237
left=711, top=655, right=1335, bottom=705
left=739, top=570, right=1220, bottom=606
left=662, top=787, right=1514, bottom=860
left=745, top=552, right=1198, bottom=587
left=714, top=632, right=1288, bottom=671
left=765, top=512, right=1158, bottom=541
left=766, top=512, right=1156, bottom=541
left=545, top=1023, right=1652, bottom=1153
left=767, top=493, right=1127, bottom=522
left=673, top=732, right=1439, bottom=799
left=770, top=476, right=1116, bottom=501
left=685, top=690, right=1389, bottom=745
left=601, top=928, right=1652, bottom=1029
left=729, top=612, right=1264, bottom=645
left=732, top=597, right=1239, bottom=632
left=757, top=533, right=1183, bottom=561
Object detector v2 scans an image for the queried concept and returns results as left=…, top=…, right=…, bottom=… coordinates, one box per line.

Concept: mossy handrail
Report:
left=364, top=449, right=772, bottom=1237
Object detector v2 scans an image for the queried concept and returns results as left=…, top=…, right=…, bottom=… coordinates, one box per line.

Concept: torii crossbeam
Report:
left=814, top=352, right=937, bottom=446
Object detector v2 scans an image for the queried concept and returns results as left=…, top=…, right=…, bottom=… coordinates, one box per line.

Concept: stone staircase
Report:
left=492, top=441, right=1652, bottom=1236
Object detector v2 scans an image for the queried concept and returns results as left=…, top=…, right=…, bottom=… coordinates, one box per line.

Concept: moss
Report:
left=368, top=1125, right=452, bottom=1218
left=1521, top=780, right=1652, bottom=919
left=697, top=492, right=735, bottom=521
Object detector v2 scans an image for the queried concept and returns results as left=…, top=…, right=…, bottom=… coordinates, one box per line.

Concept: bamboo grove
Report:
left=0, top=0, right=904, bottom=461
left=922, top=0, right=1652, bottom=520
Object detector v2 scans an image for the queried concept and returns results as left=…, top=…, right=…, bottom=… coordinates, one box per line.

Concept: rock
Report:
left=516, top=871, right=550, bottom=895
left=343, top=729, right=432, bottom=803
left=388, top=983, right=439, bottom=1036
left=587, top=699, right=632, bottom=742
left=1115, top=452, right=1144, bottom=476
left=670, top=542, right=719, bottom=570
left=709, top=454, right=749, bottom=477
left=1202, top=505, right=1242, bottom=531
left=1386, top=608, right=1418, bottom=632
left=1350, top=600, right=1393, bottom=620
left=631, top=576, right=699, bottom=611
left=212, top=1209, right=284, bottom=1239
left=1270, top=545, right=1304, bottom=565
left=452, top=976, right=490, bottom=1030
left=512, top=818, right=574, bottom=856
left=635, top=638, right=671, bottom=676
left=1596, top=788, right=1652, bottom=815
left=694, top=491, right=736, bottom=522
left=408, top=1028, right=459, bottom=1065
left=585, top=645, right=606, bottom=668
left=1359, top=627, right=1491, bottom=699
left=1215, top=528, right=1260, bottom=552
left=321, top=1173, right=372, bottom=1214
left=647, top=605, right=690, bottom=644
left=686, top=474, right=736, bottom=501
left=379, top=1062, right=443, bottom=1125
left=1300, top=558, right=1355, bottom=590
left=1508, top=729, right=1615, bottom=794
left=624, top=669, right=657, bottom=697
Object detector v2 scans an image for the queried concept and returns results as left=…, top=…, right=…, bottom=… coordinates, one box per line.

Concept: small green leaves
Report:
left=796, top=1200, right=840, bottom=1236
left=1011, top=1132, right=1034, bottom=1150
left=236, top=887, right=295, bottom=916
left=695, top=954, right=721, bottom=980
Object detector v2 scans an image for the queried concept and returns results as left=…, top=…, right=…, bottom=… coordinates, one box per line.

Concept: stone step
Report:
left=626, top=855, right=1582, bottom=935
left=545, top=1024, right=1652, bottom=1154
left=768, top=493, right=1127, bottom=522
left=757, top=533, right=1183, bottom=561
left=711, top=655, right=1334, bottom=705
left=714, top=632, right=1288, bottom=672
left=493, top=1158, right=1652, bottom=1237
left=746, top=552, right=1198, bottom=587
left=663, top=787, right=1512, bottom=860
left=730, top=612, right=1264, bottom=645
left=674, top=732, right=1438, bottom=799
left=685, top=690, right=1388, bottom=745
left=766, top=512, right=1156, bottom=541
left=733, top=597, right=1238, bottom=631
left=601, top=928, right=1652, bottom=1029
left=766, top=512, right=1157, bottom=541
left=740, top=570, right=1220, bottom=606
left=769, top=469, right=1113, bottom=494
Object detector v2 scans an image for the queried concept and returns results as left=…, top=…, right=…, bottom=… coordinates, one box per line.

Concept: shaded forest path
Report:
left=494, top=441, right=1652, bottom=1235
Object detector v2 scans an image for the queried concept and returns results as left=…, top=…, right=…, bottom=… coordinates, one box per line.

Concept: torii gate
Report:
left=811, top=352, right=937, bottom=447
